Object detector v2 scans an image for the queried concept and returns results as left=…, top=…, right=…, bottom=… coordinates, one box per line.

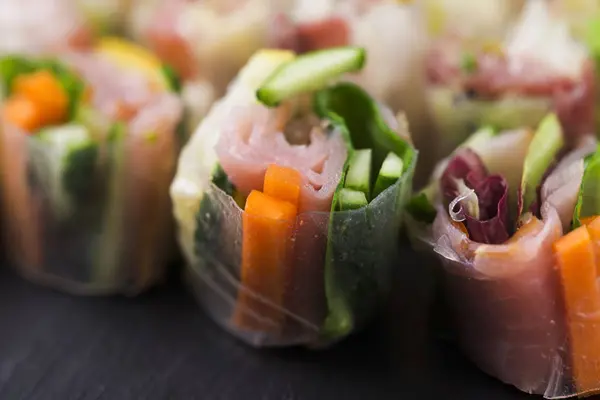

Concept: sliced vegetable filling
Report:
left=234, top=164, right=300, bottom=333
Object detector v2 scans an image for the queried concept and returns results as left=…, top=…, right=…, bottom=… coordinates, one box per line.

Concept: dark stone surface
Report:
left=0, top=254, right=530, bottom=400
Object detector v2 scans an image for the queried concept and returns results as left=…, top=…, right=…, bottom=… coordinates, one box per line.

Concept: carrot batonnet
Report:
left=2, top=96, right=42, bottom=133
left=233, top=165, right=302, bottom=333
left=555, top=216, right=600, bottom=395
left=12, top=70, right=69, bottom=126
left=2, top=70, right=69, bottom=132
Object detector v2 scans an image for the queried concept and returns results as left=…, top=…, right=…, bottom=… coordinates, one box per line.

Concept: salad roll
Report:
left=426, top=0, right=596, bottom=164
left=547, top=0, right=600, bottom=135
left=1, top=0, right=131, bottom=54
left=0, top=40, right=183, bottom=295
left=407, top=113, right=598, bottom=397
left=423, top=0, right=525, bottom=39
left=171, top=47, right=417, bottom=347
left=125, top=0, right=291, bottom=133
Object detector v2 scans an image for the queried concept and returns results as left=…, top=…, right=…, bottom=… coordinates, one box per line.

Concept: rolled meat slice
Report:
left=407, top=111, right=598, bottom=396
left=0, top=43, right=183, bottom=295
left=0, top=0, right=130, bottom=55
left=425, top=0, right=596, bottom=164
left=171, top=47, right=417, bottom=347
left=215, top=103, right=347, bottom=213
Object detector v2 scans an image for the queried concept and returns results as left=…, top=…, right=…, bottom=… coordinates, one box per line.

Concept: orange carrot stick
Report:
left=233, top=190, right=298, bottom=332
left=12, top=70, right=69, bottom=126
left=263, top=164, right=302, bottom=208
left=1, top=95, right=43, bottom=132
left=555, top=218, right=600, bottom=394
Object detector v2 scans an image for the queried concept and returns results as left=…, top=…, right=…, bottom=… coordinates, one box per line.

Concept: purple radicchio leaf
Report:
left=440, top=148, right=488, bottom=202
left=440, top=148, right=511, bottom=244
left=464, top=175, right=511, bottom=244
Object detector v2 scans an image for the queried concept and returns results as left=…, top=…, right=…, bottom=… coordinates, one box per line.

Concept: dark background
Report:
left=0, top=251, right=534, bottom=400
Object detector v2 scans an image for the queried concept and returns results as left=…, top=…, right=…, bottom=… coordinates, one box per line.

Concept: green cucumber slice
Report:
left=519, top=113, right=564, bottom=216
left=35, top=124, right=97, bottom=220
left=256, top=47, right=366, bottom=107
left=338, top=188, right=368, bottom=211
left=344, top=148, right=372, bottom=201
left=373, top=152, right=403, bottom=199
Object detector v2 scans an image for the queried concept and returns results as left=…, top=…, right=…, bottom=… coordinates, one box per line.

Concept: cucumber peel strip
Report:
left=256, top=47, right=366, bottom=108
left=519, top=113, right=564, bottom=217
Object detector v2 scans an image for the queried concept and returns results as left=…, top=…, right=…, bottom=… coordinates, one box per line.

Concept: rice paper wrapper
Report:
left=0, top=117, right=179, bottom=295
left=188, top=153, right=415, bottom=348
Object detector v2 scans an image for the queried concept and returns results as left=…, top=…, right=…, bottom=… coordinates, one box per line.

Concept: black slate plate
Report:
left=0, top=255, right=533, bottom=400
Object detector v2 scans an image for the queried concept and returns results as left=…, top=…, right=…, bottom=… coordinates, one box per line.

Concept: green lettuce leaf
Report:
left=313, top=82, right=417, bottom=341
left=572, top=144, right=600, bottom=229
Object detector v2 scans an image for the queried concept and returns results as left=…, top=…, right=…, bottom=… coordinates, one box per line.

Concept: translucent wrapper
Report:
left=0, top=0, right=130, bottom=54
left=0, top=54, right=183, bottom=295
left=0, top=121, right=177, bottom=295
left=425, top=0, right=596, bottom=164
left=422, top=133, right=600, bottom=397
left=189, top=159, right=414, bottom=347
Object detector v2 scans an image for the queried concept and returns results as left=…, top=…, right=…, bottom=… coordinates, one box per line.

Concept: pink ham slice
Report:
left=426, top=35, right=596, bottom=141
left=215, top=103, right=347, bottom=213
left=430, top=144, right=593, bottom=396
